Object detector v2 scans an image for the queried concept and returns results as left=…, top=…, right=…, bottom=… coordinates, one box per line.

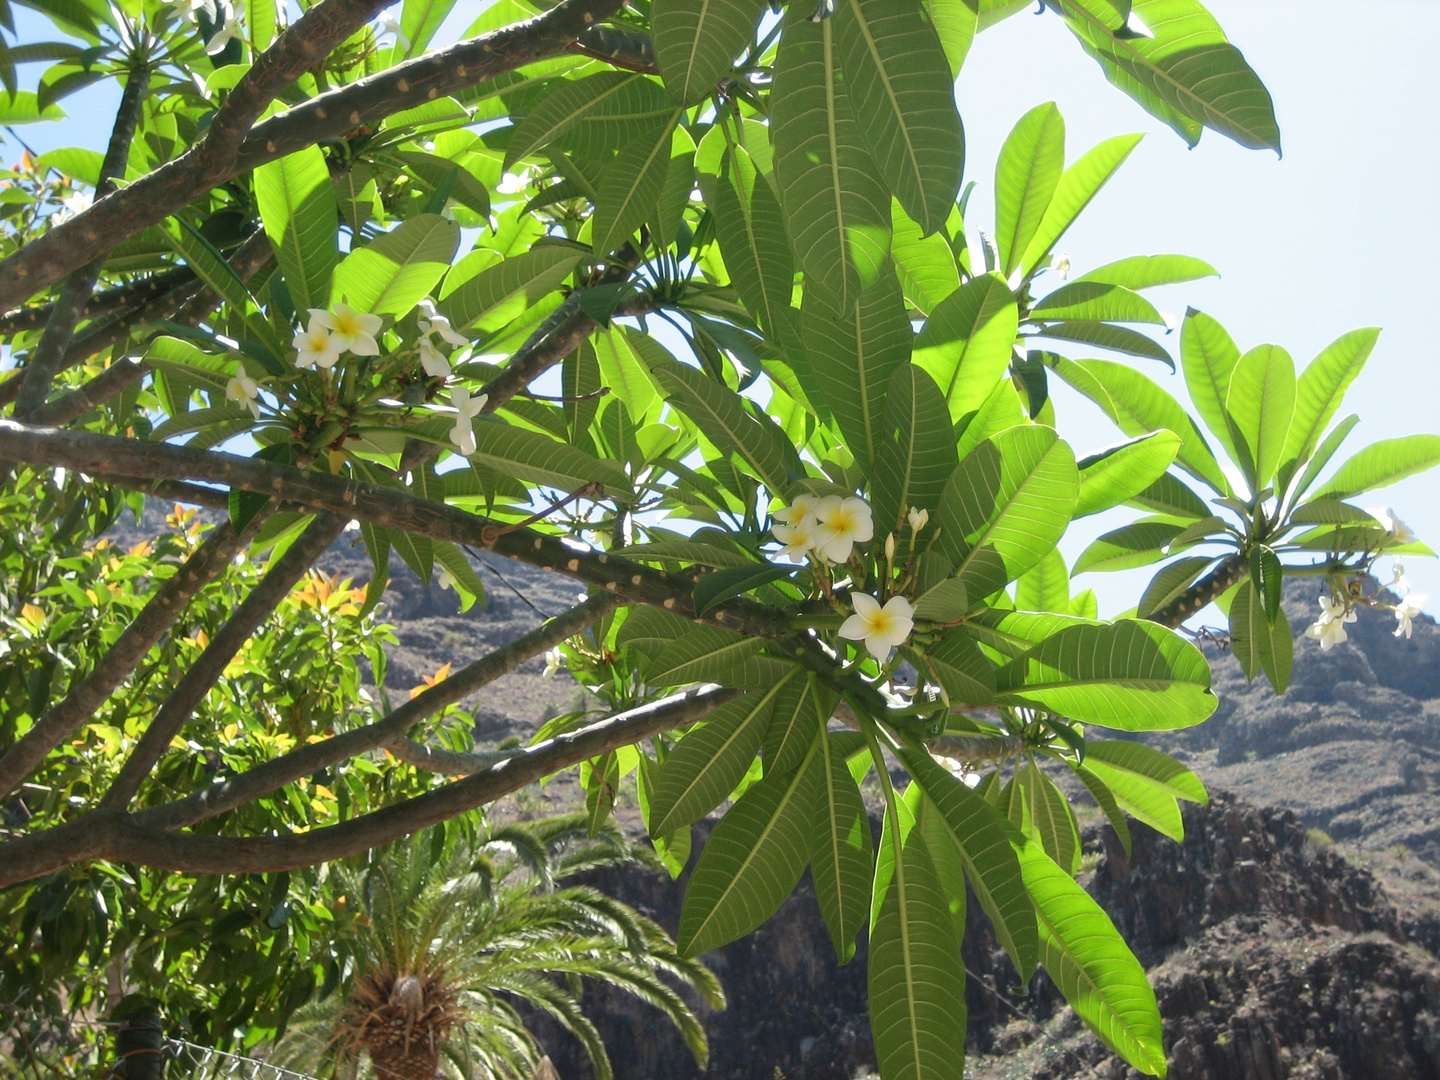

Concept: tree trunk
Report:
left=109, top=1010, right=164, bottom=1080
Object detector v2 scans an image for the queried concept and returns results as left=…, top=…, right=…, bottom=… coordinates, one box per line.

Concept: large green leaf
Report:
left=1084, top=739, right=1207, bottom=843
left=398, top=0, right=458, bottom=57
left=835, top=0, right=964, bottom=235
left=332, top=213, right=459, bottom=319
left=0, top=90, right=64, bottom=124
left=653, top=0, right=765, bottom=105
left=915, top=791, right=968, bottom=945
left=935, top=425, right=1079, bottom=601
left=648, top=625, right=766, bottom=687
left=160, top=219, right=286, bottom=366
left=927, top=0, right=978, bottom=77
left=1057, top=0, right=1280, bottom=154
left=646, top=352, right=794, bottom=495
left=678, top=740, right=820, bottom=956
left=868, top=819, right=967, bottom=1080
left=994, top=102, right=1065, bottom=277
left=1032, top=321, right=1173, bottom=366
left=1225, top=344, right=1295, bottom=488
left=913, top=273, right=1019, bottom=426
left=1031, top=281, right=1164, bottom=325
left=458, top=418, right=631, bottom=497
left=802, top=264, right=912, bottom=474
left=913, top=630, right=996, bottom=706
left=901, top=747, right=1037, bottom=980
left=505, top=72, right=673, bottom=167
left=765, top=673, right=832, bottom=777
left=1020, top=758, right=1080, bottom=874
left=648, top=679, right=794, bottom=835
left=593, top=113, right=682, bottom=256
left=1311, top=433, right=1440, bottom=501
left=698, top=134, right=797, bottom=339
left=871, top=365, right=959, bottom=536
left=254, top=145, right=338, bottom=313
left=1074, top=431, right=1181, bottom=518
left=1050, top=355, right=1228, bottom=493
left=1281, top=327, right=1380, bottom=480
left=1177, top=306, right=1241, bottom=462
left=810, top=728, right=874, bottom=963
left=1228, top=578, right=1293, bottom=694
left=1019, top=842, right=1167, bottom=1076
left=1134, top=555, right=1212, bottom=620
left=891, top=198, right=961, bottom=316
left=997, top=618, right=1214, bottom=729
left=1070, top=254, right=1217, bottom=292
left=1072, top=520, right=1189, bottom=575
left=1019, top=133, right=1143, bottom=275
left=772, top=7, right=892, bottom=305
left=439, top=245, right=584, bottom=330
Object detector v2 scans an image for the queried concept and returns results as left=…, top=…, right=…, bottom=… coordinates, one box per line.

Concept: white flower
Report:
left=448, top=387, right=488, bottom=456
left=1368, top=507, right=1417, bottom=546
left=55, top=191, right=91, bottom=222
left=811, top=495, right=874, bottom=563
left=205, top=3, right=243, bottom=54
left=225, top=360, right=261, bottom=419
left=884, top=533, right=896, bottom=561
left=310, top=304, right=382, bottom=356
left=417, top=300, right=468, bottom=348
left=418, top=336, right=451, bottom=378
left=907, top=506, right=929, bottom=533
left=542, top=647, right=564, bottom=679
left=773, top=519, right=817, bottom=562
left=374, top=10, right=409, bottom=48
left=1390, top=560, right=1411, bottom=597
left=436, top=568, right=457, bottom=591
left=1395, top=593, right=1427, bottom=639
left=1305, top=595, right=1356, bottom=652
left=774, top=493, right=818, bottom=529
left=1051, top=253, right=1070, bottom=279
left=839, top=593, right=914, bottom=661
left=496, top=170, right=534, bottom=195
left=292, top=316, right=341, bottom=369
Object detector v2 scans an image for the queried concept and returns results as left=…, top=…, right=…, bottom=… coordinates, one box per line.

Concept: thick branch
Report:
left=99, top=512, right=346, bottom=810
left=0, top=518, right=257, bottom=800
left=0, top=267, right=193, bottom=336
left=0, top=0, right=623, bottom=311
left=565, top=25, right=658, bottom=73
left=1145, top=552, right=1248, bottom=629
left=0, top=421, right=792, bottom=637
left=134, top=594, right=621, bottom=831
left=0, top=685, right=733, bottom=885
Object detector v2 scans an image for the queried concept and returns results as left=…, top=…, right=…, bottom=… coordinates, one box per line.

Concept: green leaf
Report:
left=645, top=352, right=794, bottom=494
left=1177, top=306, right=1241, bottom=462
left=1129, top=470, right=1211, bottom=520
left=679, top=739, right=820, bottom=956
left=871, top=365, right=959, bottom=536
left=594, top=111, right=682, bottom=255
left=836, top=0, right=965, bottom=234
left=332, top=213, right=459, bottom=319
left=1084, top=739, right=1207, bottom=842
left=648, top=626, right=766, bottom=686
left=1070, top=254, right=1218, bottom=291
left=1015, top=548, right=1070, bottom=614
left=1032, top=281, right=1164, bottom=325
left=649, top=682, right=793, bottom=835
left=392, top=150, right=492, bottom=218
left=912, top=578, right=968, bottom=623
left=653, top=0, right=765, bottom=106
left=994, top=102, right=1065, bottom=277
left=439, top=245, right=584, bottom=330
left=1286, top=499, right=1376, bottom=527
left=1020, top=758, right=1080, bottom=874
left=384, top=524, right=434, bottom=586
left=615, top=541, right=760, bottom=568
left=1070, top=763, right=1132, bottom=858
left=890, top=198, right=961, bottom=316
left=1018, top=841, right=1167, bottom=1076
left=254, top=145, right=339, bottom=313
left=802, top=263, right=912, bottom=474
left=505, top=72, right=673, bottom=167
left=810, top=728, right=874, bottom=963
left=765, top=673, right=832, bottom=777
left=1225, top=344, right=1295, bottom=488
left=0, top=89, right=64, bottom=123
left=868, top=820, right=967, bottom=1080
left=398, top=0, right=457, bottom=56
left=432, top=540, right=486, bottom=610
left=693, top=563, right=792, bottom=615
left=914, top=630, right=996, bottom=706
left=1072, top=520, right=1189, bottom=574
left=900, top=747, right=1037, bottom=981
left=772, top=7, right=892, bottom=305
left=1019, top=133, right=1144, bottom=275
left=1312, top=434, right=1440, bottom=501
left=1228, top=578, right=1293, bottom=693
left=160, top=218, right=286, bottom=367
left=452, top=419, right=631, bottom=497
left=1250, top=545, right=1283, bottom=622
left=927, top=0, right=977, bottom=77
left=936, top=425, right=1080, bottom=600
left=1050, top=355, right=1227, bottom=493
left=1281, top=327, right=1380, bottom=480
left=913, top=272, right=1019, bottom=426
left=1134, top=556, right=1212, bottom=620
left=996, top=618, right=1215, bottom=731
left=915, top=792, right=968, bottom=956
left=636, top=754, right=694, bottom=878
left=1032, top=321, right=1173, bottom=366
left=1292, top=414, right=1359, bottom=500
left=1057, top=0, right=1279, bottom=154
left=1074, top=431, right=1181, bottom=518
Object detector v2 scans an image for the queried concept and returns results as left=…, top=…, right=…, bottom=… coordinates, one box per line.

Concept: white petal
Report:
left=838, top=614, right=870, bottom=641
left=849, top=592, right=881, bottom=619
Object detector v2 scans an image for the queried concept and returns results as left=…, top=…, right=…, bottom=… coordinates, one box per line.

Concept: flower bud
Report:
left=885, top=533, right=896, bottom=561
left=907, top=506, right=929, bottom=532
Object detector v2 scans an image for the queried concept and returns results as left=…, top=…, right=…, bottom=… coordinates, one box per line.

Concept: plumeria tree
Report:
left=0, top=0, right=1437, bottom=1075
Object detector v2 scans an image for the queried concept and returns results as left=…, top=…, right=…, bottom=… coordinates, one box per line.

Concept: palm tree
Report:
left=274, top=814, right=722, bottom=1080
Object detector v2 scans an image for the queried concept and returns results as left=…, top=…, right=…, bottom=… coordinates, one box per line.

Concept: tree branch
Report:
left=98, top=512, right=347, bottom=811
left=0, top=0, right=623, bottom=312
left=0, top=266, right=193, bottom=336
left=1145, top=552, right=1248, bottom=629
left=0, top=684, right=734, bottom=886
left=565, top=25, right=658, bottom=73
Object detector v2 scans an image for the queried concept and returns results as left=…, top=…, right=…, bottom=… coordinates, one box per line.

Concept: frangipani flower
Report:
left=417, top=299, right=468, bottom=348
left=774, top=493, right=818, bottom=529
left=292, top=316, right=341, bottom=369
left=1395, top=593, right=1427, bottom=639
left=812, top=495, right=874, bottom=563
left=310, top=304, right=382, bottom=356
left=496, top=169, right=535, bottom=195
left=773, top=519, right=817, bottom=562
left=449, top=387, right=488, bottom=456
left=840, top=593, right=914, bottom=661
left=225, top=360, right=261, bottom=419
left=1368, top=507, right=1417, bottom=546
left=56, top=191, right=91, bottom=222
left=205, top=3, right=243, bottom=54
left=1305, top=595, right=1356, bottom=652
left=437, top=567, right=457, bottom=591
left=907, top=506, right=929, bottom=532
left=418, top=336, right=451, bottom=378
left=374, top=9, right=409, bottom=47
left=1391, top=560, right=1411, bottom=596
left=543, top=648, right=564, bottom=679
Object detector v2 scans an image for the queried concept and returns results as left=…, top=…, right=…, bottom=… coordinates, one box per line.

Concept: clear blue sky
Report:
left=8, top=0, right=1437, bottom=620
